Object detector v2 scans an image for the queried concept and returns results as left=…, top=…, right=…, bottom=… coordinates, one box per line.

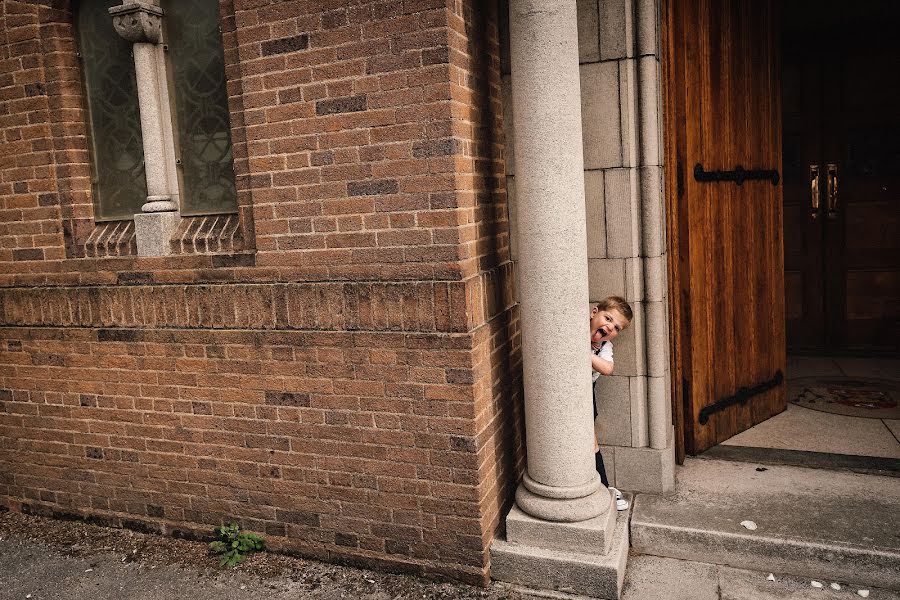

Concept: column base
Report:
left=134, top=211, right=179, bottom=257
left=516, top=474, right=611, bottom=523
left=507, top=496, right=615, bottom=555
left=491, top=493, right=631, bottom=599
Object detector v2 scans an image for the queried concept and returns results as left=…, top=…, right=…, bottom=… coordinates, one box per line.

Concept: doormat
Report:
left=788, top=376, right=900, bottom=419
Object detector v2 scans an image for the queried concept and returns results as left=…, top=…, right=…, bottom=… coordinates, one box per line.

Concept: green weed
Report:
left=209, top=522, right=265, bottom=567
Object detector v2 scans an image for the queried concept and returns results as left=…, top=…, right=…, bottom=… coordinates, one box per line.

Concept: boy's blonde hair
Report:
left=595, top=296, right=633, bottom=323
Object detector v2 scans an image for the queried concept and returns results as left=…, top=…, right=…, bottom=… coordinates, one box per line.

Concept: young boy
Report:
left=590, top=296, right=633, bottom=511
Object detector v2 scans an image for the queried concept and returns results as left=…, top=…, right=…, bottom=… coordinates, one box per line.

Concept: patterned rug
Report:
left=788, top=376, right=900, bottom=419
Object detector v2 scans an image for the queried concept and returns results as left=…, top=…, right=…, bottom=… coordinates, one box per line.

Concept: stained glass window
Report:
left=76, top=0, right=147, bottom=221
left=164, top=0, right=238, bottom=216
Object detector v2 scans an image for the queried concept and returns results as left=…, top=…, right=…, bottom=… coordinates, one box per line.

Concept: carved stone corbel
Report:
left=108, top=2, right=164, bottom=45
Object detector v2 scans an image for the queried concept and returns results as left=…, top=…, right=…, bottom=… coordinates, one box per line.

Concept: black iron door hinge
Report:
left=698, top=370, right=784, bottom=425
left=694, top=163, right=780, bottom=186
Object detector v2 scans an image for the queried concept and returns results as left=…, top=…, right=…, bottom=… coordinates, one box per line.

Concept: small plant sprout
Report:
left=209, top=522, right=265, bottom=567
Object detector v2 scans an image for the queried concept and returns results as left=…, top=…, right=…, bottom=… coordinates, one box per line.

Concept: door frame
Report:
left=660, top=0, right=786, bottom=463
left=660, top=0, right=687, bottom=464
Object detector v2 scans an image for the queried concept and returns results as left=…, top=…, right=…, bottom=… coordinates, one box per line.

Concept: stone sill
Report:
left=82, top=214, right=245, bottom=260
left=169, top=214, right=244, bottom=255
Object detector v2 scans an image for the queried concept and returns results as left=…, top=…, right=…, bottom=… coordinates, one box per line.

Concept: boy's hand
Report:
left=591, top=355, right=614, bottom=376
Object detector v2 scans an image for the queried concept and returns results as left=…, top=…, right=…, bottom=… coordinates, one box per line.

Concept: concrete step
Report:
left=631, top=458, right=900, bottom=591
left=620, top=554, right=900, bottom=600
left=499, top=554, right=900, bottom=599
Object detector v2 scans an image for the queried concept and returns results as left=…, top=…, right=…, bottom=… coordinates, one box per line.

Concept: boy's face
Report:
left=590, top=307, right=629, bottom=345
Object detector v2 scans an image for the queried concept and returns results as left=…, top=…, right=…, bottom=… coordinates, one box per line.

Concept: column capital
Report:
left=109, top=2, right=164, bottom=44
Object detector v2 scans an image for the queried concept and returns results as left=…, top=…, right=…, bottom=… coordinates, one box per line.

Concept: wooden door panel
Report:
left=665, top=0, right=786, bottom=454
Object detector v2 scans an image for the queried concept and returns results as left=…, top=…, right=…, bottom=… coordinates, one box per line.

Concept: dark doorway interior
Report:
left=782, top=0, right=900, bottom=355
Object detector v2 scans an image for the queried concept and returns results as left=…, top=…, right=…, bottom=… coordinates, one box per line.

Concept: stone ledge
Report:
left=495, top=583, right=598, bottom=599
left=632, top=519, right=900, bottom=591
left=0, top=265, right=517, bottom=336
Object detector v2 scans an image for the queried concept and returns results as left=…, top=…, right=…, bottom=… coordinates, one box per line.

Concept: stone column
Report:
left=109, top=1, right=179, bottom=256
left=508, top=0, right=611, bottom=524
left=490, top=4, right=625, bottom=595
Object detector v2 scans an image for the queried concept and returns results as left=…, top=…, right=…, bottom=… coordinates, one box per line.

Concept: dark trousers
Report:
left=593, top=387, right=610, bottom=487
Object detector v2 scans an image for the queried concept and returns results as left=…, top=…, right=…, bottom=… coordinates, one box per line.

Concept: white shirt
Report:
left=591, top=341, right=614, bottom=382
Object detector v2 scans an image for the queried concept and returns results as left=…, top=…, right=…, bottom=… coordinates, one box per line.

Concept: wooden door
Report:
left=782, top=1, right=900, bottom=354
left=663, top=0, right=787, bottom=455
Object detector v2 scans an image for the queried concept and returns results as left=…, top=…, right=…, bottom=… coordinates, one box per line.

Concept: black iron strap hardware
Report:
left=694, top=163, right=780, bottom=186
left=698, top=370, right=784, bottom=425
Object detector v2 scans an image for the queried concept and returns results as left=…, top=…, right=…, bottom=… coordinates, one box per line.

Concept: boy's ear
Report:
left=590, top=306, right=598, bottom=316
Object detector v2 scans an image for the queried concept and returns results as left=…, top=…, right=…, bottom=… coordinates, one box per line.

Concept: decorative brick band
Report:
left=0, top=263, right=516, bottom=336
left=0, top=282, right=465, bottom=333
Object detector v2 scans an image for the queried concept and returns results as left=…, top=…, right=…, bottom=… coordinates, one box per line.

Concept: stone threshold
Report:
left=700, top=444, right=900, bottom=478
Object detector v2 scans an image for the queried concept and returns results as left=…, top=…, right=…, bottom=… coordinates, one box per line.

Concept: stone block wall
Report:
left=0, top=0, right=522, bottom=585
left=500, top=0, right=674, bottom=492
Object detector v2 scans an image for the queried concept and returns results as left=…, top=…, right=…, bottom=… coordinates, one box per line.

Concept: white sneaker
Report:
left=609, top=487, right=629, bottom=511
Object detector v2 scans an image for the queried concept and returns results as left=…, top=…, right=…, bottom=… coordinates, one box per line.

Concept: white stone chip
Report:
left=766, top=574, right=775, bottom=581
left=811, top=581, right=823, bottom=588
left=740, top=520, right=757, bottom=530
left=857, top=591, right=870, bottom=598
left=831, top=583, right=841, bottom=590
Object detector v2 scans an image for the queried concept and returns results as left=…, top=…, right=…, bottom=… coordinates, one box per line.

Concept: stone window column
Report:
left=109, top=0, right=180, bottom=256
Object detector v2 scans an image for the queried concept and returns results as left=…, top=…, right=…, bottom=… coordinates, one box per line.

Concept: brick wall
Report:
left=0, top=0, right=522, bottom=585
left=0, top=1, right=72, bottom=262
left=447, top=0, right=524, bottom=564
